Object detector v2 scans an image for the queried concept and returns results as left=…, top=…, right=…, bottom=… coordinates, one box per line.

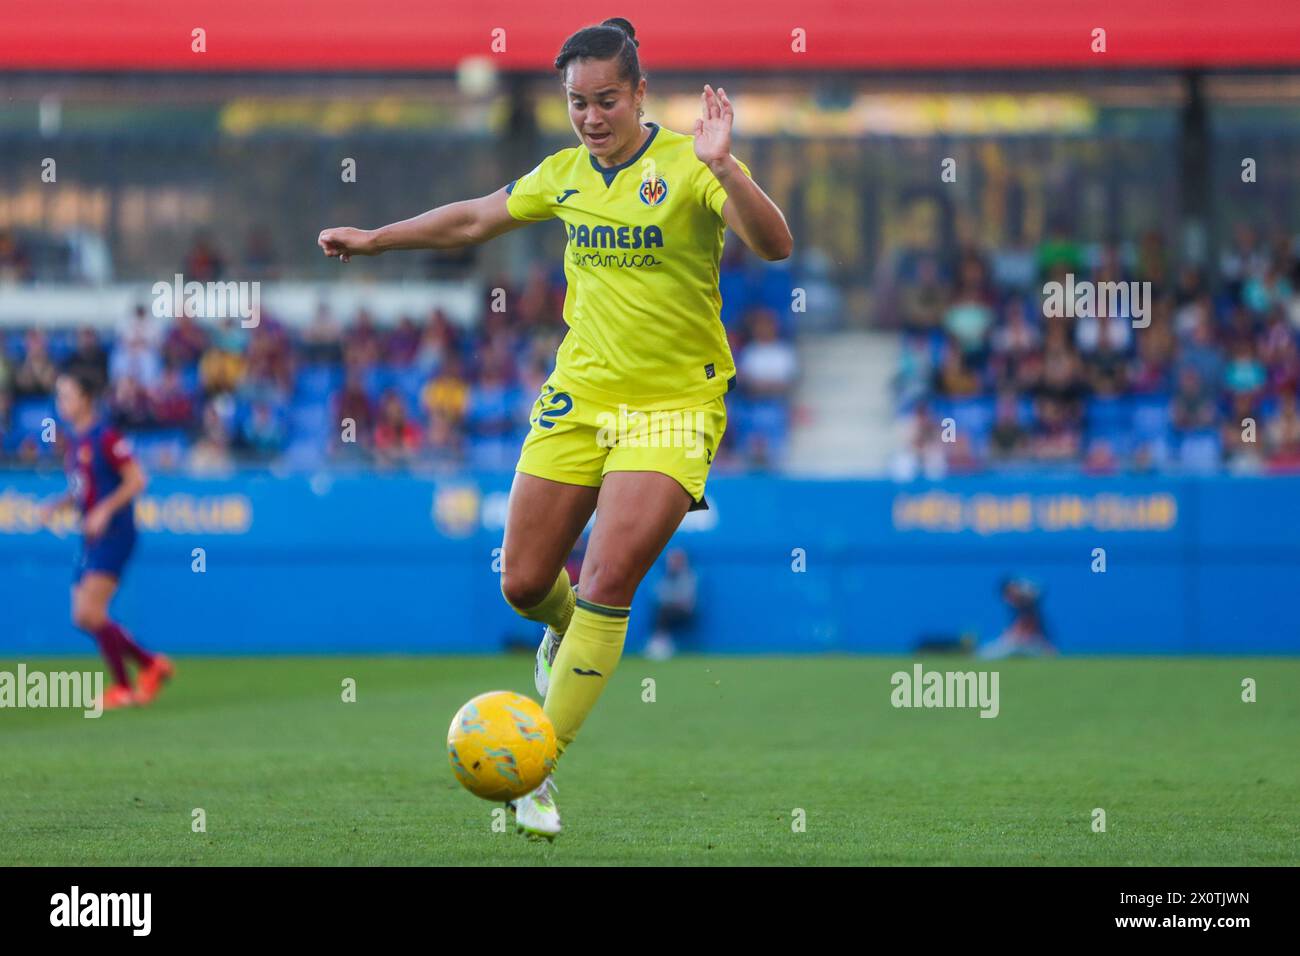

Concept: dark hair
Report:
left=554, top=18, right=643, bottom=88
left=59, top=364, right=104, bottom=400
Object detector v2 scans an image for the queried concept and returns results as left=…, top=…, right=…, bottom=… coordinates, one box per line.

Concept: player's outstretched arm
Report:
left=317, top=187, right=526, bottom=262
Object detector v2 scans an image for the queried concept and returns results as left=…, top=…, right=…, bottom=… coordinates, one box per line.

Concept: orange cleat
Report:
left=134, top=655, right=175, bottom=705
left=100, top=684, right=136, bottom=710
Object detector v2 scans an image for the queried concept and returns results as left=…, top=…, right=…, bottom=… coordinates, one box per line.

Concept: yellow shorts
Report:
left=515, top=385, right=727, bottom=508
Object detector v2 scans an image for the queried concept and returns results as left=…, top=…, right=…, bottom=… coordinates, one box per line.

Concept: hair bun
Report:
left=601, top=17, right=639, bottom=47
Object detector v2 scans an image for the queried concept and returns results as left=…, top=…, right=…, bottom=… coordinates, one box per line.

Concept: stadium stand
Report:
left=0, top=237, right=797, bottom=474
left=890, top=224, right=1300, bottom=475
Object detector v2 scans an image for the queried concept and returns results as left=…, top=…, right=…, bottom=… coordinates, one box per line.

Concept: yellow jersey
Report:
left=505, top=122, right=751, bottom=409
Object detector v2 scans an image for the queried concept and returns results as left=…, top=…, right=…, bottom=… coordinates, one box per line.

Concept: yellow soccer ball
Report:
left=447, top=691, right=557, bottom=801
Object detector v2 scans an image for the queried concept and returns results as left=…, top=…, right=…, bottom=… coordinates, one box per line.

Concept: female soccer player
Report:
left=42, top=369, right=174, bottom=709
left=318, top=17, right=791, bottom=839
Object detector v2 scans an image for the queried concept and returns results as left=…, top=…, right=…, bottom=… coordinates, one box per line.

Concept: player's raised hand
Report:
left=692, top=84, right=733, bottom=168
left=317, top=227, right=377, bottom=263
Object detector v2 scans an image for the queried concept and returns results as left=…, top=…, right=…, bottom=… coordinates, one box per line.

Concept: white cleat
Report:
left=512, top=776, right=561, bottom=841
left=534, top=625, right=562, bottom=698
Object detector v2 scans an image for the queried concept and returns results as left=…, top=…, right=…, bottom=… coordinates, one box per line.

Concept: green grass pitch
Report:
left=1, top=656, right=1296, bottom=865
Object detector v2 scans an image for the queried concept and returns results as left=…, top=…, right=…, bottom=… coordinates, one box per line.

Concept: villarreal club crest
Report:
left=639, top=158, right=668, bottom=207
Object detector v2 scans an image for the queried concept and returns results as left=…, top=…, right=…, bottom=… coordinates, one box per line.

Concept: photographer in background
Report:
left=977, top=577, right=1058, bottom=659
left=644, top=548, right=699, bottom=661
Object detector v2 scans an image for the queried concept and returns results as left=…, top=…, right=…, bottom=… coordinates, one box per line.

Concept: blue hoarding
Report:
left=1, top=474, right=1296, bottom=655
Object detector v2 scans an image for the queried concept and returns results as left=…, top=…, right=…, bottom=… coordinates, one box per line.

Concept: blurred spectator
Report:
left=1081, top=315, right=1130, bottom=397
left=109, top=333, right=163, bottom=392
left=1083, top=438, right=1121, bottom=475
left=1136, top=229, right=1170, bottom=293
left=1223, top=340, right=1267, bottom=399
left=0, top=229, right=32, bottom=283
left=1222, top=394, right=1265, bottom=473
left=892, top=401, right=947, bottom=480
left=422, top=356, right=470, bottom=428
left=1263, top=320, right=1300, bottom=395
left=898, top=254, right=950, bottom=333
left=946, top=431, right=982, bottom=474
left=109, top=375, right=153, bottom=430
left=200, top=318, right=249, bottom=395
left=933, top=339, right=983, bottom=398
left=188, top=402, right=235, bottom=474
left=414, top=309, right=458, bottom=374
left=373, top=391, right=422, bottom=466
left=239, top=401, right=287, bottom=460
left=1129, top=321, right=1176, bottom=394
left=1035, top=339, right=1088, bottom=422
left=1171, top=367, right=1216, bottom=433
left=989, top=295, right=1040, bottom=389
left=1174, top=263, right=1209, bottom=309
left=13, top=330, right=58, bottom=397
left=895, top=336, right=935, bottom=408
left=242, top=324, right=294, bottom=403
left=162, top=312, right=209, bottom=368
left=988, top=393, right=1027, bottom=462
left=466, top=357, right=519, bottom=441
left=1036, top=222, right=1085, bottom=281
left=151, top=368, right=196, bottom=427
left=243, top=225, right=279, bottom=280
left=1221, top=223, right=1268, bottom=298
left=644, top=548, right=698, bottom=661
left=116, top=303, right=164, bottom=352
left=0, top=391, right=12, bottom=451
left=343, top=309, right=383, bottom=368
left=1031, top=397, right=1081, bottom=462
left=737, top=309, right=797, bottom=399
left=1174, top=289, right=1212, bottom=339
left=515, top=263, right=565, bottom=330
left=1178, top=311, right=1223, bottom=388
left=1242, top=260, right=1292, bottom=316
left=302, top=303, right=344, bottom=364
left=333, top=369, right=374, bottom=454
left=68, top=327, right=109, bottom=385
left=182, top=232, right=226, bottom=282
left=1076, top=309, right=1132, bottom=355
left=1266, top=392, right=1300, bottom=472
left=943, top=254, right=995, bottom=357
left=386, top=316, right=422, bottom=367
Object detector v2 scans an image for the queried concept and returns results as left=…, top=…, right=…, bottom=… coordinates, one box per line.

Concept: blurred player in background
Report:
left=977, top=577, right=1057, bottom=659
left=41, top=369, right=174, bottom=709
left=318, top=17, right=792, bottom=839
